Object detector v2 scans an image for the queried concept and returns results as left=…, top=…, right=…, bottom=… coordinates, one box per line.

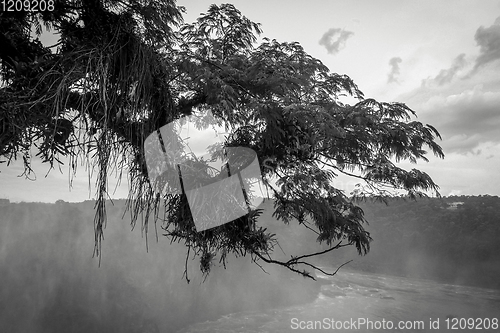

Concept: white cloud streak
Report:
left=431, top=53, right=467, bottom=86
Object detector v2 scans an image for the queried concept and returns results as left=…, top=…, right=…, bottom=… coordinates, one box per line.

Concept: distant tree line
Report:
left=333, top=195, right=500, bottom=289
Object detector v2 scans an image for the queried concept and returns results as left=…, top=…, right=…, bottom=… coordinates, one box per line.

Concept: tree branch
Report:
left=251, top=240, right=353, bottom=280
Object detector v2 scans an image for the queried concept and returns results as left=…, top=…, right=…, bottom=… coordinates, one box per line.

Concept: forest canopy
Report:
left=0, top=0, right=444, bottom=280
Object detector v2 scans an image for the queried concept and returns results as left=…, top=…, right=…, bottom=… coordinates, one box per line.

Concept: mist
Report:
left=2, top=196, right=499, bottom=332
left=0, top=199, right=321, bottom=332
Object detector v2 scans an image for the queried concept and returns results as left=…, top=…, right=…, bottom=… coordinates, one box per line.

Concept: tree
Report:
left=0, top=1, right=444, bottom=281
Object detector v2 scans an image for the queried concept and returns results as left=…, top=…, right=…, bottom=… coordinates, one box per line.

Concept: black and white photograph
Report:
left=1, top=1, right=499, bottom=332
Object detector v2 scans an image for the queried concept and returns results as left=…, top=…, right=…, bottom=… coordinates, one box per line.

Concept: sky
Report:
left=1, top=0, right=500, bottom=202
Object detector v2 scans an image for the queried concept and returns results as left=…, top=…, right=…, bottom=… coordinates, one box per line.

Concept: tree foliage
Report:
left=0, top=1, right=444, bottom=280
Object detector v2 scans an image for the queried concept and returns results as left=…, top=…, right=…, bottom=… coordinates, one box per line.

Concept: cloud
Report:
left=318, top=28, right=354, bottom=55
left=415, top=85, right=500, bottom=154
left=421, top=17, right=499, bottom=86
left=471, top=16, right=500, bottom=73
left=398, top=51, right=500, bottom=154
left=395, top=16, right=500, bottom=155
left=430, top=53, right=467, bottom=86
left=387, top=57, right=402, bottom=83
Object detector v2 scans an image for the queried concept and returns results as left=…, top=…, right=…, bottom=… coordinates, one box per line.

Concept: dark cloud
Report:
left=472, top=16, right=500, bottom=72
left=433, top=53, right=467, bottom=85
left=420, top=54, right=468, bottom=88
left=387, top=57, right=402, bottom=83
left=420, top=88, right=500, bottom=154
left=417, top=18, right=500, bottom=154
left=318, top=28, right=354, bottom=55
left=399, top=65, right=500, bottom=155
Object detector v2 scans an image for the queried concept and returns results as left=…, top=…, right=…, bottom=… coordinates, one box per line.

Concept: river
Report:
left=176, top=269, right=500, bottom=333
